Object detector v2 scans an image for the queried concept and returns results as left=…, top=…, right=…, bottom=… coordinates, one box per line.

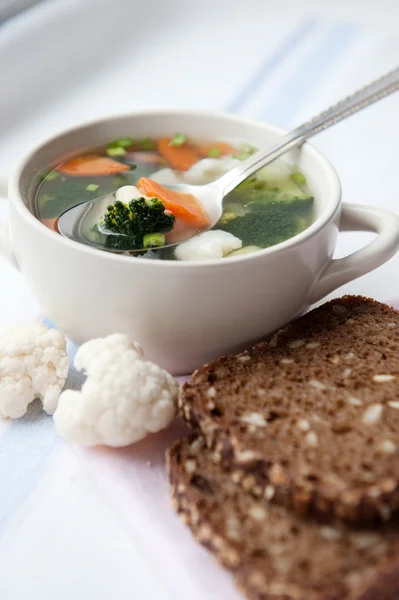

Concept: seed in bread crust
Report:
left=270, top=464, right=288, bottom=485
left=346, top=396, right=362, bottom=406
left=242, top=475, right=257, bottom=491
left=377, top=440, right=397, bottom=454
left=362, top=404, right=383, bottom=425
left=236, top=450, right=261, bottom=463
left=329, top=355, right=340, bottom=365
left=368, top=486, right=381, bottom=498
left=253, top=485, right=263, bottom=497
left=373, top=374, right=396, bottom=383
left=311, top=414, right=327, bottom=425
left=297, top=419, right=310, bottom=432
left=207, top=387, right=217, bottom=398
left=280, top=358, right=294, bottom=365
left=309, top=380, right=327, bottom=391
left=380, top=478, right=397, bottom=493
left=248, top=570, right=266, bottom=587
left=231, top=471, right=244, bottom=484
left=388, top=401, right=399, bottom=409
left=307, top=342, right=321, bottom=349
left=320, top=526, right=342, bottom=541
left=212, top=535, right=225, bottom=550
left=342, top=491, right=360, bottom=506
left=189, top=437, right=204, bottom=455
left=264, top=485, right=275, bottom=500
left=241, top=412, right=267, bottom=427
left=197, top=524, right=212, bottom=541
left=237, top=354, right=251, bottom=363
left=289, top=340, right=305, bottom=349
left=185, top=459, right=197, bottom=474
left=305, top=432, right=318, bottom=447
left=249, top=506, right=267, bottom=521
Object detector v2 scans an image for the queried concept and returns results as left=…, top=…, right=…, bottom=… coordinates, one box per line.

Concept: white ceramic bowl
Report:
left=2, top=110, right=399, bottom=374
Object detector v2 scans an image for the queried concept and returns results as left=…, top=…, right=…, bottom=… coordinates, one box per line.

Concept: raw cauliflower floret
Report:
left=54, top=334, right=178, bottom=447
left=0, top=321, right=69, bottom=418
left=115, top=185, right=150, bottom=203
left=175, top=230, right=242, bottom=261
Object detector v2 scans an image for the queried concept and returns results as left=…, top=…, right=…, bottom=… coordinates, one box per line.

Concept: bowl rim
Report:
left=8, top=108, right=342, bottom=269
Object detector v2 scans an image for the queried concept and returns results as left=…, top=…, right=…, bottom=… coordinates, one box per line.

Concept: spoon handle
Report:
left=220, top=66, right=399, bottom=195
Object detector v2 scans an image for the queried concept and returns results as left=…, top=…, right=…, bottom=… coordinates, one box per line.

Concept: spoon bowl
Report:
left=57, top=189, right=211, bottom=253
left=57, top=181, right=226, bottom=253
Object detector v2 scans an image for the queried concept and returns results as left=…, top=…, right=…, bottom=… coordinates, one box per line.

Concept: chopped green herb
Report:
left=233, top=145, right=256, bottom=161
left=106, top=147, right=127, bottom=157
left=39, top=194, right=53, bottom=205
left=108, top=137, right=134, bottom=149
left=139, top=137, right=156, bottom=151
left=169, top=133, right=187, bottom=147
left=219, top=211, right=237, bottom=224
left=208, top=148, right=221, bottom=158
left=290, top=171, right=307, bottom=186
left=112, top=175, right=129, bottom=186
left=41, top=170, right=59, bottom=181
left=143, top=232, right=166, bottom=248
left=86, top=183, right=100, bottom=192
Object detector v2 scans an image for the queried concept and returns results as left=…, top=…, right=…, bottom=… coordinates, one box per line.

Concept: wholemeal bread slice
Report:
left=168, top=435, right=399, bottom=600
left=179, top=296, right=399, bottom=523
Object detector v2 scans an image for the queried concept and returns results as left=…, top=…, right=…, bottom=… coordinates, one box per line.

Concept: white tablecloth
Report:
left=0, top=1, right=398, bottom=598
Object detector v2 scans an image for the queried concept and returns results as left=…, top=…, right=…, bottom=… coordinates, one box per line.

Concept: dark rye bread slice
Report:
left=168, top=436, right=399, bottom=600
left=179, top=296, right=399, bottom=523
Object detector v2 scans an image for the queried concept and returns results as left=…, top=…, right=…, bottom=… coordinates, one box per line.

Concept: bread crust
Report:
left=179, top=296, right=399, bottom=524
left=168, top=436, right=399, bottom=600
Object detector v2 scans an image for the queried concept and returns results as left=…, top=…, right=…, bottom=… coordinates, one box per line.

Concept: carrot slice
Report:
left=58, top=155, right=131, bottom=177
left=157, top=138, right=199, bottom=171
left=137, top=177, right=209, bottom=227
left=197, top=142, right=238, bottom=157
left=41, top=218, right=59, bottom=232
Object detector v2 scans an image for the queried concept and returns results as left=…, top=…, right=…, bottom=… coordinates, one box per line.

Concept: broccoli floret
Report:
left=100, top=197, right=175, bottom=250
left=217, top=198, right=313, bottom=249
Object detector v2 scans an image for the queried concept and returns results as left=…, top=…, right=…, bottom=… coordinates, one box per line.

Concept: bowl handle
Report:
left=0, top=177, right=19, bottom=271
left=309, top=203, right=399, bottom=304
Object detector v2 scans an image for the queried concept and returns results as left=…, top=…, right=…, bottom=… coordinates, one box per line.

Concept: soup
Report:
left=35, top=134, right=314, bottom=260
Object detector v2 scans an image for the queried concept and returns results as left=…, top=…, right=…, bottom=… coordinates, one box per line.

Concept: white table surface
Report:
left=0, top=1, right=399, bottom=598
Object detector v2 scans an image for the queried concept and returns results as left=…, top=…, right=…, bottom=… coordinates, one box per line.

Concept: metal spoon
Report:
left=58, top=66, right=399, bottom=253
